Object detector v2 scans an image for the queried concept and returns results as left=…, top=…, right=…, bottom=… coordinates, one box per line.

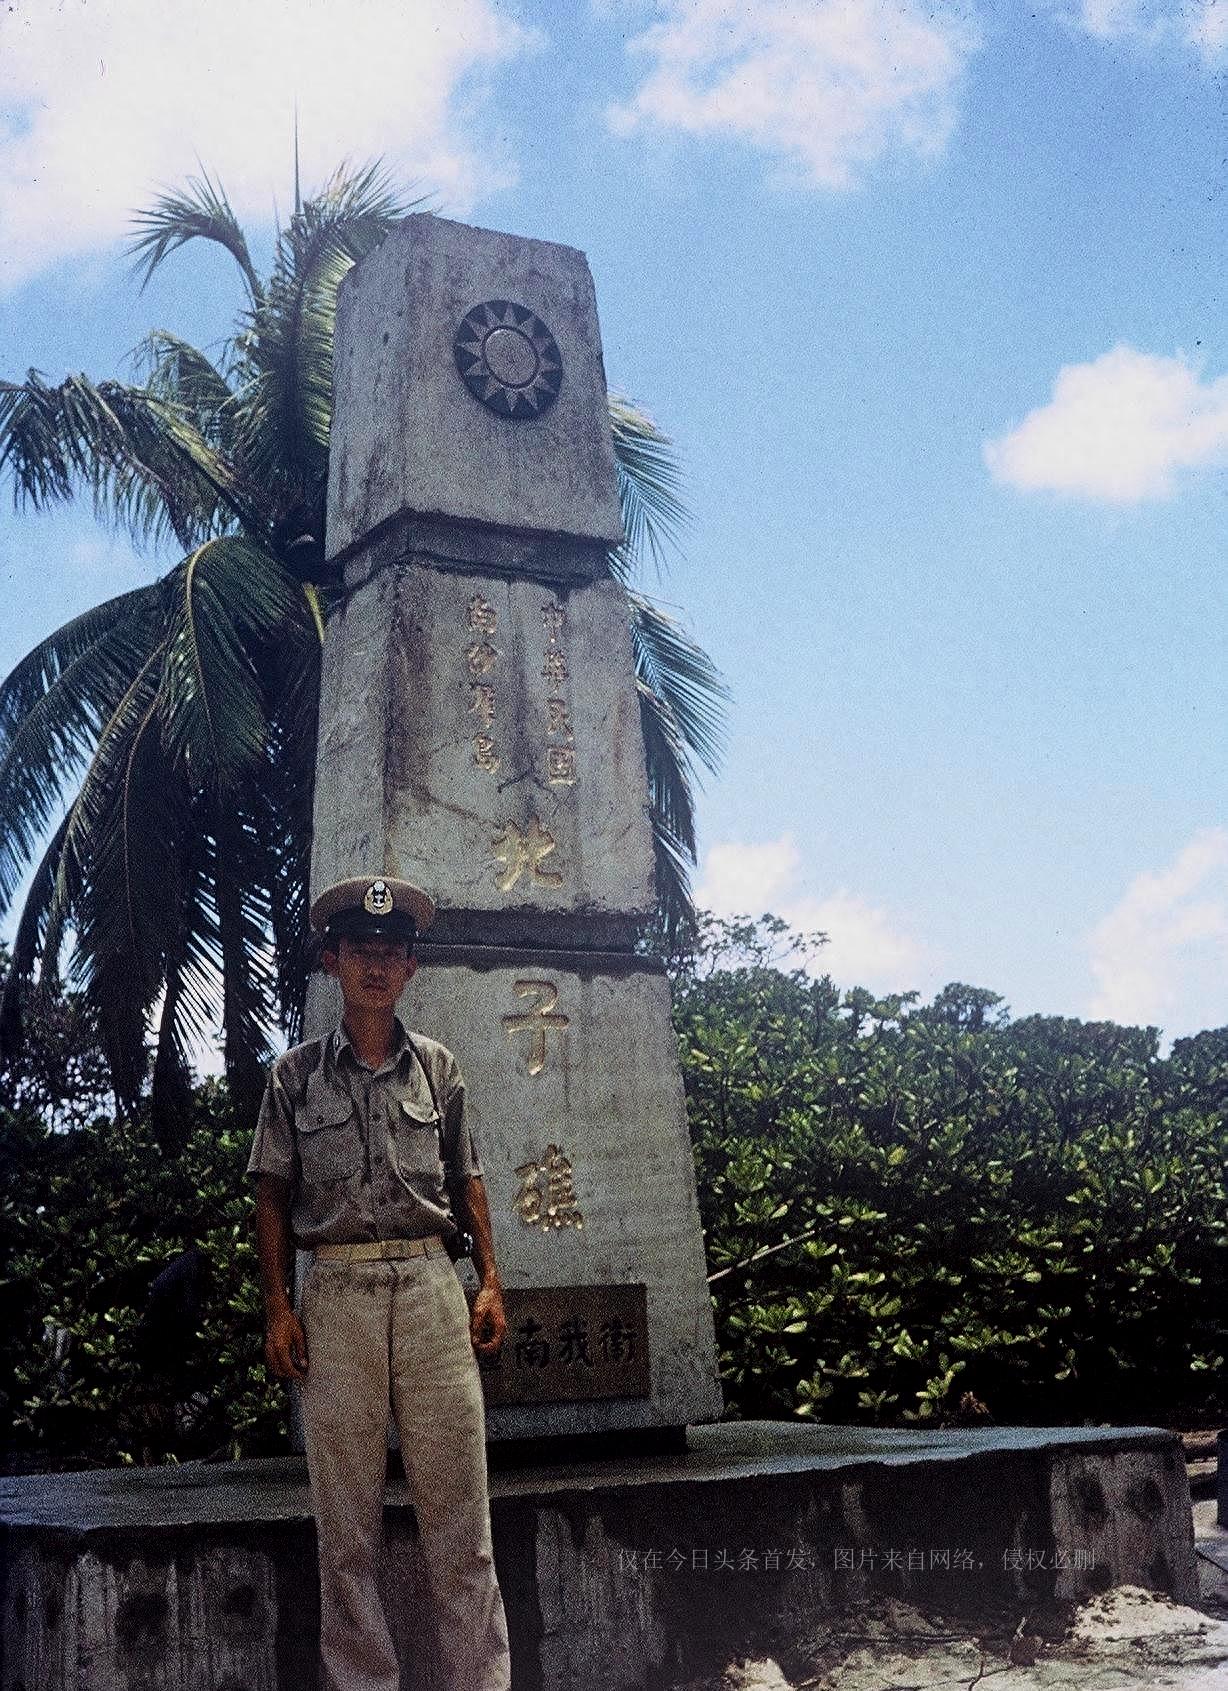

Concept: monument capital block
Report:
left=327, top=214, right=625, bottom=565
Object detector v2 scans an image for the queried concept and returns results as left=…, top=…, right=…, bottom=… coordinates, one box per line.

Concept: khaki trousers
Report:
left=299, top=1248, right=512, bottom=1691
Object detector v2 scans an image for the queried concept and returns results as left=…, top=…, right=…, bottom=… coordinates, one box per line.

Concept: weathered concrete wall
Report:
left=0, top=1538, right=288, bottom=1691
left=0, top=1426, right=1199, bottom=1690
left=1048, top=1444, right=1198, bottom=1605
left=310, top=552, right=394, bottom=890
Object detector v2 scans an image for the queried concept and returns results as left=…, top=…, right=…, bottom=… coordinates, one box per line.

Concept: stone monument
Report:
left=307, top=212, right=723, bottom=1440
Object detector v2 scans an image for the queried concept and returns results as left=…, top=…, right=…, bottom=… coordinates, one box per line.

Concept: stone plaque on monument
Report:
left=309, top=212, right=722, bottom=1438
left=478, top=1285, right=650, bottom=1406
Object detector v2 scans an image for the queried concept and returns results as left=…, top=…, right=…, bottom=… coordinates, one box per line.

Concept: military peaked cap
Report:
left=310, top=876, right=436, bottom=943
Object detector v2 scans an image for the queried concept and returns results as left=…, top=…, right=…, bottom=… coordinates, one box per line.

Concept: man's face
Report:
left=323, top=934, right=416, bottom=1012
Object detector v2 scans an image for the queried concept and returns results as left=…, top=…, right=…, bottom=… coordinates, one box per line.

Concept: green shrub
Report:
left=0, top=1084, right=286, bottom=1470
left=673, top=915, right=1228, bottom=1427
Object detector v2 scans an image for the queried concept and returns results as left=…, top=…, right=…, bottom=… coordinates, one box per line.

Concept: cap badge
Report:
left=363, top=879, right=393, bottom=916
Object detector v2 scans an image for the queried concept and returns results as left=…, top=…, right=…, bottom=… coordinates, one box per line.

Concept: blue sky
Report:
left=1, top=0, right=1227, bottom=1039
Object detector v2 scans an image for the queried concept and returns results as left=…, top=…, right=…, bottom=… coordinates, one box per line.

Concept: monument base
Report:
left=0, top=1422, right=1196, bottom=1690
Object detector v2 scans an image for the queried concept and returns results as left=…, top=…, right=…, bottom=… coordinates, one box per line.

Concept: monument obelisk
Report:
left=308, top=213, right=722, bottom=1440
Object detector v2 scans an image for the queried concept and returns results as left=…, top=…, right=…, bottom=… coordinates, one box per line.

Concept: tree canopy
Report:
left=673, top=914, right=1228, bottom=1427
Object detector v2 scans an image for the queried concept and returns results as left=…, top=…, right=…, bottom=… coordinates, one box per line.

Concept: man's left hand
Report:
left=470, top=1284, right=506, bottom=1358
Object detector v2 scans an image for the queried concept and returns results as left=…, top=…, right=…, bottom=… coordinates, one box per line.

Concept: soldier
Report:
left=248, top=875, right=512, bottom=1691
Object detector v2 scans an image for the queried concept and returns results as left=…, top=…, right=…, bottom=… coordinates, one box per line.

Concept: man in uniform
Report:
left=248, top=875, right=513, bottom=1691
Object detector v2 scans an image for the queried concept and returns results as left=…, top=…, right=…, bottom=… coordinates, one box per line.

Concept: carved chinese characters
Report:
left=462, top=590, right=578, bottom=793
left=460, top=590, right=578, bottom=893
left=465, top=594, right=501, bottom=773
left=541, top=600, right=577, bottom=787
left=477, top=1285, right=651, bottom=1406
left=513, top=1144, right=583, bottom=1230
left=491, top=817, right=563, bottom=893
left=464, top=594, right=578, bottom=865
left=382, top=567, right=655, bottom=920
left=501, top=979, right=569, bottom=1076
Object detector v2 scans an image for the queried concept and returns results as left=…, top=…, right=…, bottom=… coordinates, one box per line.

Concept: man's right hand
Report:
left=265, top=1307, right=309, bottom=1380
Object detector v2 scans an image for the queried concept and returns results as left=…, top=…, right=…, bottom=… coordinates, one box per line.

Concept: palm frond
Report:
left=603, top=398, right=728, bottom=931
left=90, top=949, right=155, bottom=1113
left=649, top=807, right=699, bottom=939
left=637, top=674, right=704, bottom=936
left=40, top=645, right=167, bottom=1105
left=607, top=394, right=688, bottom=581
left=127, top=171, right=262, bottom=304
left=163, top=825, right=228, bottom=1062
left=150, top=969, right=196, bottom=1150
left=131, top=331, right=238, bottom=450
left=0, top=584, right=154, bottom=740
left=76, top=681, right=183, bottom=1024
left=237, top=161, right=422, bottom=496
left=295, top=160, right=422, bottom=265
left=239, top=242, right=347, bottom=493
left=637, top=676, right=698, bottom=863
left=260, top=628, right=321, bottom=1041
left=0, top=811, right=72, bottom=1056
left=214, top=803, right=278, bottom=1112
left=46, top=643, right=165, bottom=963
left=628, top=590, right=728, bottom=779
left=159, top=538, right=302, bottom=792
left=301, top=582, right=327, bottom=643
left=0, top=370, right=253, bottom=549
left=151, top=812, right=217, bottom=1148
left=0, top=592, right=162, bottom=908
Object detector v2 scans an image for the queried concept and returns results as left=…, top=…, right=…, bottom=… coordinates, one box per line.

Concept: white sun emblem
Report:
left=453, top=300, right=563, bottom=420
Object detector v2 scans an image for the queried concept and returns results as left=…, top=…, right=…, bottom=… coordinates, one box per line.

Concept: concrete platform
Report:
left=0, top=1422, right=1197, bottom=1690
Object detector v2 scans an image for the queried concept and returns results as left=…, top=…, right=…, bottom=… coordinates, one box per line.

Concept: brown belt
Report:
left=313, top=1235, right=446, bottom=1262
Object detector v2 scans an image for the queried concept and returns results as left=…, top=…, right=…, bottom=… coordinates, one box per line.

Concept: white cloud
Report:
left=698, top=834, right=805, bottom=915
left=983, top=345, right=1228, bottom=504
left=0, top=0, right=540, bottom=293
left=1187, top=0, right=1228, bottom=56
left=1086, top=829, right=1228, bottom=1032
left=607, top=0, right=979, bottom=191
left=697, top=833, right=928, bottom=991
left=1062, top=0, right=1228, bottom=62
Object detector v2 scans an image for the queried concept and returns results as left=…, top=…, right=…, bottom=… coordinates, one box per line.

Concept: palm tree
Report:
left=0, top=164, right=727, bottom=1143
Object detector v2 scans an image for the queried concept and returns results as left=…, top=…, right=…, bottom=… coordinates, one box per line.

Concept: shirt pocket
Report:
left=294, top=1087, right=361, bottom=1184
left=391, top=1095, right=445, bottom=1186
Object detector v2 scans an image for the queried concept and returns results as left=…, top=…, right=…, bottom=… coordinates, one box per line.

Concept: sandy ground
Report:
left=665, top=1497, right=1228, bottom=1691
left=674, top=1587, right=1228, bottom=1690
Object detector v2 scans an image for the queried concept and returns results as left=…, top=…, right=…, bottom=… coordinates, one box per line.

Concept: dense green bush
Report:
left=0, top=1078, right=286, bottom=1471
left=672, top=915, right=1228, bottom=1427
left=4, top=917, right=1227, bottom=1470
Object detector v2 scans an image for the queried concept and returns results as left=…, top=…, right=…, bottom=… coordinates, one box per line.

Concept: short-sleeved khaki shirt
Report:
left=246, top=1019, right=482, bottom=1249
